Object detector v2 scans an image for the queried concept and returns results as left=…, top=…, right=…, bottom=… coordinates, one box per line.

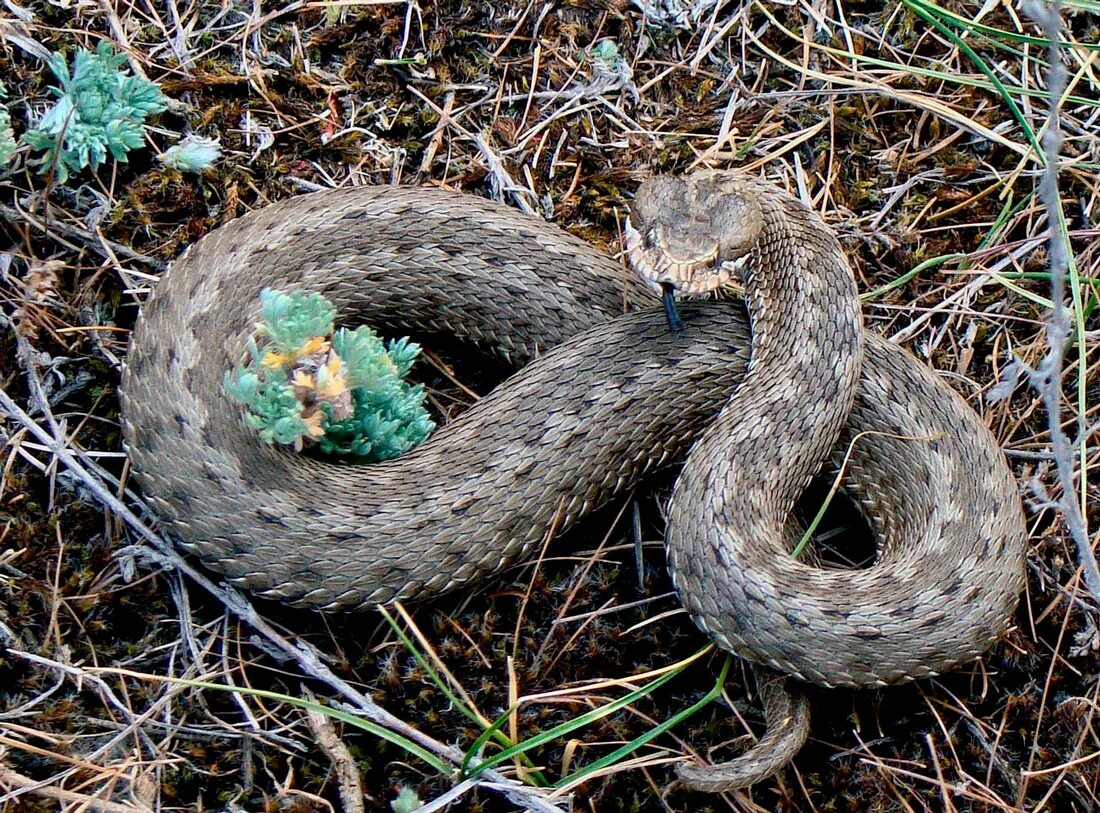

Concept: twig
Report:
left=0, top=202, right=167, bottom=271
left=0, top=764, right=154, bottom=813
left=1021, top=0, right=1100, bottom=601
left=631, top=0, right=725, bottom=29
left=96, top=0, right=152, bottom=81
left=404, top=85, right=539, bottom=216
left=302, top=689, right=368, bottom=813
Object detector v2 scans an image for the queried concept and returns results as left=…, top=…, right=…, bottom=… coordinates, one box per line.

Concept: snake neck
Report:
left=682, top=190, right=864, bottom=537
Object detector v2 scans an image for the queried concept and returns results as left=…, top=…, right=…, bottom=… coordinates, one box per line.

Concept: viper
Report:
left=120, top=171, right=1026, bottom=789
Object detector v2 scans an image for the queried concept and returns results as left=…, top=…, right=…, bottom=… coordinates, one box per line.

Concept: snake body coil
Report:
left=121, top=172, right=1026, bottom=790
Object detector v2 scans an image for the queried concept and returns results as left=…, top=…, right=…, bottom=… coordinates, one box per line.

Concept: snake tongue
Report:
left=661, top=282, right=685, bottom=333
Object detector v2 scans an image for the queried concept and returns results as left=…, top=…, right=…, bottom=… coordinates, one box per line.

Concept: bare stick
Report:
left=1021, top=0, right=1100, bottom=600
left=0, top=201, right=166, bottom=271
left=302, top=689, right=368, bottom=813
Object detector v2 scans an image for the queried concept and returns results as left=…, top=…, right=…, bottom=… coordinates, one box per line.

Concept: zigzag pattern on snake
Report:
left=120, top=172, right=1026, bottom=790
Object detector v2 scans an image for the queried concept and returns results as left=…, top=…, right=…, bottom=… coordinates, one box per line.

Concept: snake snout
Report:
left=624, top=218, right=746, bottom=298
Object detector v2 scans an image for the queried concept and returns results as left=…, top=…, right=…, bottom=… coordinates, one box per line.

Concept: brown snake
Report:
left=120, top=171, right=1027, bottom=791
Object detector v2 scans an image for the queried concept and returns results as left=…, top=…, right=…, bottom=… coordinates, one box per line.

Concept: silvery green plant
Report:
left=390, top=786, right=423, bottom=813
left=224, top=289, right=435, bottom=462
left=159, top=134, right=221, bottom=173
left=23, top=42, right=168, bottom=182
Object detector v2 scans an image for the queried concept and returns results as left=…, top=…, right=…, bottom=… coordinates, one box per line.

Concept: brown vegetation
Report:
left=1, top=1, right=1098, bottom=811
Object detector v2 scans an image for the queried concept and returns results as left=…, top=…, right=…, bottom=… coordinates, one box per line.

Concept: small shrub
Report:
left=22, top=42, right=168, bottom=182
left=159, top=134, right=221, bottom=173
left=224, top=289, right=435, bottom=462
left=390, top=786, right=423, bottom=813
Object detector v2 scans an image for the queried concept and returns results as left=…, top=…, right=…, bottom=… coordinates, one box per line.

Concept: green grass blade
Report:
left=462, top=650, right=701, bottom=779
left=461, top=704, right=519, bottom=777
left=908, top=0, right=1099, bottom=51
left=861, top=253, right=967, bottom=302
left=90, top=671, right=452, bottom=775
left=379, top=605, right=484, bottom=727
left=379, top=606, right=549, bottom=785
left=902, top=0, right=1042, bottom=158
left=554, top=655, right=734, bottom=788
left=754, top=2, right=1099, bottom=113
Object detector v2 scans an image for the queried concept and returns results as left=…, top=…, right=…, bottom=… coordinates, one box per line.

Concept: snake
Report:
left=119, top=171, right=1027, bottom=791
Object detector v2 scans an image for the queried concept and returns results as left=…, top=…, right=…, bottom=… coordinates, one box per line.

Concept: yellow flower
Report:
left=261, top=351, right=287, bottom=369
left=292, top=370, right=315, bottom=390
left=262, top=336, right=330, bottom=370
left=317, top=355, right=349, bottom=399
left=297, top=336, right=329, bottom=357
left=303, top=409, right=326, bottom=438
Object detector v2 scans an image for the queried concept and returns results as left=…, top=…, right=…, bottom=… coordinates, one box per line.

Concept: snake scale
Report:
left=120, top=171, right=1026, bottom=790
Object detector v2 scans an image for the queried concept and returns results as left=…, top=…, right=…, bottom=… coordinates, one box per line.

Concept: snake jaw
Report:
left=625, top=217, right=752, bottom=299
left=718, top=254, right=751, bottom=291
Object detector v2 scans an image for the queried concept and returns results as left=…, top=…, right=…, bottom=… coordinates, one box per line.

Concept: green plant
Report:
left=23, top=42, right=168, bottom=182
left=224, top=289, right=435, bottom=461
left=390, top=786, right=423, bottom=813
left=159, top=134, right=221, bottom=173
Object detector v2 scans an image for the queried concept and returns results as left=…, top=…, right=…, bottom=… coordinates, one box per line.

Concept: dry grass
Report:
left=1, top=1, right=1099, bottom=811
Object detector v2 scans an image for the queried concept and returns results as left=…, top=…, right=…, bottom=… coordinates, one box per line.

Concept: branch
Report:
left=0, top=201, right=166, bottom=271
left=1021, top=0, right=1100, bottom=600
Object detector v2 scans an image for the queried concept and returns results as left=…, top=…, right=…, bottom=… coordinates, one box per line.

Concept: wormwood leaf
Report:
left=390, top=786, right=423, bottom=813
left=385, top=336, right=422, bottom=377
left=224, top=365, right=314, bottom=447
left=258, top=289, right=336, bottom=355
left=23, top=41, right=168, bottom=183
left=226, top=289, right=434, bottom=461
left=331, top=326, right=392, bottom=388
left=159, top=134, right=221, bottom=173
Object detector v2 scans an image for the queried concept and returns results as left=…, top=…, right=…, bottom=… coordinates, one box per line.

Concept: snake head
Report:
left=624, top=172, right=763, bottom=298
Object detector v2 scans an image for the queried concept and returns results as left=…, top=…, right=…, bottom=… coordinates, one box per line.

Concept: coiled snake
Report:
left=120, top=171, right=1026, bottom=790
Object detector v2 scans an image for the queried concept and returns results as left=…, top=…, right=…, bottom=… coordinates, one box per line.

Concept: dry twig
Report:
left=1020, top=0, right=1100, bottom=601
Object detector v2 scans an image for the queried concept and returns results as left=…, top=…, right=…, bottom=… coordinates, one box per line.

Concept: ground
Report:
left=1, top=1, right=1099, bottom=812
